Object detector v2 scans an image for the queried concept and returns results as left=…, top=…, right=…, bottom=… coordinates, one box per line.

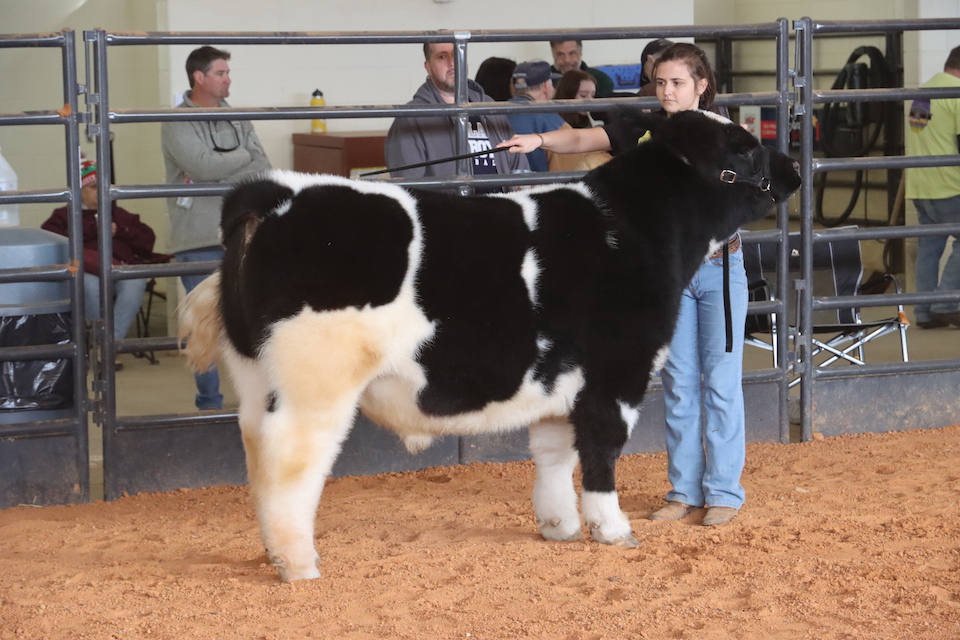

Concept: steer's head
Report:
left=666, top=110, right=801, bottom=207
left=607, top=107, right=802, bottom=212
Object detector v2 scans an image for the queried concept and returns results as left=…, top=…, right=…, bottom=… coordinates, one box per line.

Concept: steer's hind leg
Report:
left=528, top=420, right=582, bottom=542
left=572, top=395, right=638, bottom=548
left=250, top=311, right=386, bottom=582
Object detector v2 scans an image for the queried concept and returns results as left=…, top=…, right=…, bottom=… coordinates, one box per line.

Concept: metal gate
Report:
left=2, top=18, right=959, bottom=508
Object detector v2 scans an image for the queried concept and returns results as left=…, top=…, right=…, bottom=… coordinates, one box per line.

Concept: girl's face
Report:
left=576, top=79, right=597, bottom=101
left=655, top=59, right=707, bottom=115
left=576, top=79, right=596, bottom=115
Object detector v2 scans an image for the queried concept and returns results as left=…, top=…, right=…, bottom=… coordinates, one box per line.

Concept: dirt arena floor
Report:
left=1, top=425, right=959, bottom=640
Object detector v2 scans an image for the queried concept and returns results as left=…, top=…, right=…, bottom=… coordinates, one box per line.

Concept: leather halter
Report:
left=718, top=148, right=773, bottom=192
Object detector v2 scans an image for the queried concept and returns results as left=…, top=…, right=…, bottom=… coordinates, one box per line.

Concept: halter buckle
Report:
left=719, top=169, right=737, bottom=184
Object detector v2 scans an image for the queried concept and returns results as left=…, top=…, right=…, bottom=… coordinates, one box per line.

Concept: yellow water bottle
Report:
left=311, top=89, right=326, bottom=133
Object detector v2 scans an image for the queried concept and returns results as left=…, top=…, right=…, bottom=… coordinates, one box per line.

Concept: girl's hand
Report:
left=498, top=133, right=543, bottom=154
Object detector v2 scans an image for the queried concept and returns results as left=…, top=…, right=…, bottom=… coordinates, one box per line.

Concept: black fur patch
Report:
left=413, top=190, right=539, bottom=415
left=220, top=182, right=413, bottom=359
left=266, top=390, right=278, bottom=413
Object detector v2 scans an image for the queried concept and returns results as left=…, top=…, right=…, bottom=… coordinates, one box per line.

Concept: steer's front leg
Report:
left=529, top=420, right=583, bottom=542
left=572, top=395, right=638, bottom=548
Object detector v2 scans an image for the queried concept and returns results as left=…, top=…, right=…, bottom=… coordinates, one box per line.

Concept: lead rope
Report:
left=723, top=241, right=733, bottom=353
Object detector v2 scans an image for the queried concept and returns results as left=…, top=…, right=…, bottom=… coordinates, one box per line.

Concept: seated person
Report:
left=384, top=43, right=529, bottom=192
left=42, top=158, right=169, bottom=349
left=475, top=56, right=516, bottom=102
left=555, top=69, right=598, bottom=129
left=550, top=70, right=612, bottom=172
left=506, top=60, right=569, bottom=172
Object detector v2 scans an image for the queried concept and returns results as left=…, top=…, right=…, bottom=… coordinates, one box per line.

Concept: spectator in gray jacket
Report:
left=161, top=45, right=272, bottom=410
left=384, top=43, right=529, bottom=192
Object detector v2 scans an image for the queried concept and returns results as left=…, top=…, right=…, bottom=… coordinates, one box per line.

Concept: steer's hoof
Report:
left=272, top=554, right=322, bottom=583
left=590, top=526, right=640, bottom=549
left=610, top=534, right=640, bottom=549
left=538, top=517, right=583, bottom=542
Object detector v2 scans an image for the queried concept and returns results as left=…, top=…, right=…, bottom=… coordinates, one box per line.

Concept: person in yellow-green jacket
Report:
left=906, top=45, right=960, bottom=329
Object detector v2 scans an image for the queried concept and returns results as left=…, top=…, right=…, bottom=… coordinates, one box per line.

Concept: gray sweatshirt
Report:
left=384, top=79, right=529, bottom=183
left=161, top=92, right=272, bottom=254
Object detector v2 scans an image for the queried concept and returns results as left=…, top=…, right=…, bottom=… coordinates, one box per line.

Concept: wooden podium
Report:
left=292, top=131, right=388, bottom=178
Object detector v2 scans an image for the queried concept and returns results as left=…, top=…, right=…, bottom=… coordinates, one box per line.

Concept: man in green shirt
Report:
left=906, top=45, right=960, bottom=328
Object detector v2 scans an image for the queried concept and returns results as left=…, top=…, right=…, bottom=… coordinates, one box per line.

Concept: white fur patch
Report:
left=581, top=490, right=633, bottom=545
left=651, top=345, right=670, bottom=375
left=617, top=401, right=640, bottom=436
left=536, top=334, right=553, bottom=354
left=273, top=199, right=293, bottom=217
left=704, top=238, right=725, bottom=262
left=698, top=109, right=734, bottom=125
left=521, top=249, right=541, bottom=308
left=528, top=420, right=582, bottom=542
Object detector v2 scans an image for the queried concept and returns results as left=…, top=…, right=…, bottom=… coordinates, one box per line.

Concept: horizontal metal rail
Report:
left=0, top=418, right=81, bottom=440
left=811, top=18, right=960, bottom=33
left=104, top=91, right=782, bottom=125
left=96, top=23, right=785, bottom=47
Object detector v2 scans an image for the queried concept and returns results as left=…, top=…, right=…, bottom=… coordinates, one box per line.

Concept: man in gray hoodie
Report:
left=162, top=45, right=272, bottom=410
left=384, top=43, right=529, bottom=191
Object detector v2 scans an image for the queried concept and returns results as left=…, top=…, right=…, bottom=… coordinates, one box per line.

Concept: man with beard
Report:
left=384, top=43, right=528, bottom=191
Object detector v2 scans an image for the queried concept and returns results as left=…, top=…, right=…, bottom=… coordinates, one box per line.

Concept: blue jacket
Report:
left=506, top=95, right=567, bottom=172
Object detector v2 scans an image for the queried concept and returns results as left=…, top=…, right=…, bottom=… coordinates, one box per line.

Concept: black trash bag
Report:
left=0, top=313, right=73, bottom=412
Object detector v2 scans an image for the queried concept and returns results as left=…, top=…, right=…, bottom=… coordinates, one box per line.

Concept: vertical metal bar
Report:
left=775, top=17, right=791, bottom=444
left=795, top=17, right=815, bottom=443
left=89, top=28, right=121, bottom=500
left=885, top=30, right=906, bottom=272
left=61, top=29, right=90, bottom=502
left=453, top=33, right=471, bottom=196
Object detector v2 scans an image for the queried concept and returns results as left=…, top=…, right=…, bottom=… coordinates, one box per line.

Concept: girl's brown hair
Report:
left=554, top=69, right=597, bottom=129
left=652, top=42, right=718, bottom=112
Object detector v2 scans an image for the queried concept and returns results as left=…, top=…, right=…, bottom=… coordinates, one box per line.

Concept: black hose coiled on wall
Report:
left=815, top=46, right=894, bottom=227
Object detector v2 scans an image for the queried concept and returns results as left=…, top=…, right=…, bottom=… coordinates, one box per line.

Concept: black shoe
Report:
left=930, top=311, right=960, bottom=328
left=916, top=318, right=948, bottom=329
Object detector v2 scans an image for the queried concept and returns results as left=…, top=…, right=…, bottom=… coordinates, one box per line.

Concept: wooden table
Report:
left=292, top=131, right=388, bottom=178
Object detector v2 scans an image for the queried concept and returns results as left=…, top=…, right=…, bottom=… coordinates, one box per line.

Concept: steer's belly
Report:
left=358, top=365, right=585, bottom=439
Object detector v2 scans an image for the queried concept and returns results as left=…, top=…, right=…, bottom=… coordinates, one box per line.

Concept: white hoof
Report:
left=538, top=516, right=583, bottom=542
left=590, top=527, right=639, bottom=548
left=272, top=553, right=321, bottom=583
left=582, top=491, right=636, bottom=548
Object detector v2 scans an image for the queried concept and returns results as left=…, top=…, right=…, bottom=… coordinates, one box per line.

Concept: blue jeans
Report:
left=660, top=250, right=747, bottom=510
left=84, top=272, right=148, bottom=341
left=913, top=196, right=960, bottom=321
left=176, top=247, right=225, bottom=410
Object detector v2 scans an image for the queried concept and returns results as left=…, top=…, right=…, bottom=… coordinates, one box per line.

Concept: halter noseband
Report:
left=718, top=147, right=773, bottom=192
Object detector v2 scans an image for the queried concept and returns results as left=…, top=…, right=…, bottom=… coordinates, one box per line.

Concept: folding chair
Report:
left=743, top=227, right=909, bottom=386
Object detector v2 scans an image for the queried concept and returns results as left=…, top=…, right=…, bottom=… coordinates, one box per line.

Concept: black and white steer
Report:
left=179, top=110, right=801, bottom=582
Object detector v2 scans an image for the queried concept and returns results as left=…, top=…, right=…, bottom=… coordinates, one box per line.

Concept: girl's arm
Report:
left=498, top=126, right=612, bottom=155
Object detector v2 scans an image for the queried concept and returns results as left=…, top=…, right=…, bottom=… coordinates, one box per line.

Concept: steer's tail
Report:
left=177, top=271, right=223, bottom=373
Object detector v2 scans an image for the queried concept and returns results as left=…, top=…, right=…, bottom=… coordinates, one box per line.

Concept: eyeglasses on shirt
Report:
left=207, top=120, right=242, bottom=152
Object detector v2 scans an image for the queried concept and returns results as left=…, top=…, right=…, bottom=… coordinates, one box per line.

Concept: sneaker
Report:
left=649, top=501, right=697, bottom=521
left=930, top=311, right=960, bottom=328
left=702, top=506, right=738, bottom=526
